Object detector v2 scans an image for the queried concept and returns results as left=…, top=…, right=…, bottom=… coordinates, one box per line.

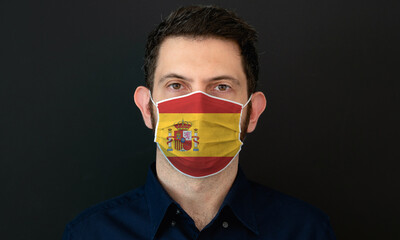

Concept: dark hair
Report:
left=143, top=5, right=259, bottom=96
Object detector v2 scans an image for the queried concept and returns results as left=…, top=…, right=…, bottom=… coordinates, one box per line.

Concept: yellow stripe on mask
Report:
left=156, top=113, right=242, bottom=157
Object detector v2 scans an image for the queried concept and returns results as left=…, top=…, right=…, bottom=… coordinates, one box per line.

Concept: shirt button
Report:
left=171, top=220, right=176, bottom=227
left=176, top=209, right=181, bottom=214
left=222, top=221, right=229, bottom=228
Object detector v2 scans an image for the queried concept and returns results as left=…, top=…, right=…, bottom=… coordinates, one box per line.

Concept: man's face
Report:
left=151, top=36, right=251, bottom=135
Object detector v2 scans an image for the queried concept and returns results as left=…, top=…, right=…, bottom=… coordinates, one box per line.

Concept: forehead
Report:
left=154, top=36, right=246, bottom=84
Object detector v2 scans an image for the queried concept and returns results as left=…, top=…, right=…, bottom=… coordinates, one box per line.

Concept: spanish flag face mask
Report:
left=150, top=91, right=252, bottom=178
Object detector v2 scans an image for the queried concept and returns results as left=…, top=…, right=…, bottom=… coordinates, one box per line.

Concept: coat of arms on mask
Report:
left=167, top=120, right=200, bottom=152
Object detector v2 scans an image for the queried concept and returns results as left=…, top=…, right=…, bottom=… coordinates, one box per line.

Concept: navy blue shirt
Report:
left=63, top=164, right=336, bottom=239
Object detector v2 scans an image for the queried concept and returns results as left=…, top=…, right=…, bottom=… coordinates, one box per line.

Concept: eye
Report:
left=215, top=84, right=231, bottom=91
left=168, top=82, right=182, bottom=90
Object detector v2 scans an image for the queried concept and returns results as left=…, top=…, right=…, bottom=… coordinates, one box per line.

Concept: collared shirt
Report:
left=63, top=163, right=336, bottom=239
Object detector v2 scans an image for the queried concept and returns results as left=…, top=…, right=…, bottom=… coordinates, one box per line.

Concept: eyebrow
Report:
left=158, top=73, right=240, bottom=86
left=159, top=73, right=192, bottom=84
left=209, top=75, right=241, bottom=86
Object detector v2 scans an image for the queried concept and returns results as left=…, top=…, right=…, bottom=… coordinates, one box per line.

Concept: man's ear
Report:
left=134, top=86, right=153, bottom=129
left=246, top=91, right=267, bottom=133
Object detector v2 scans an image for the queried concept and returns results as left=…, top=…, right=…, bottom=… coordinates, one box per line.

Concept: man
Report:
left=63, top=5, right=336, bottom=239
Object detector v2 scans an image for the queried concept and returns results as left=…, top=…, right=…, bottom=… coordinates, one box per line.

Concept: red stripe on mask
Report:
left=168, top=156, right=233, bottom=177
left=158, top=92, right=242, bottom=113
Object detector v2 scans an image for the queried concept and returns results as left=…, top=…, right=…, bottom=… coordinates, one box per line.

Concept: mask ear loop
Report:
left=149, top=90, right=157, bottom=107
left=149, top=90, right=160, bottom=143
left=149, top=89, right=176, bottom=174
left=224, top=93, right=253, bottom=174
left=243, top=94, right=253, bottom=109
left=238, top=94, right=253, bottom=144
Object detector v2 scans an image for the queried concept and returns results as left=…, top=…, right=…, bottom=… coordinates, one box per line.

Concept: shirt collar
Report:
left=144, top=163, right=175, bottom=240
left=221, top=166, right=260, bottom=235
left=144, top=163, right=259, bottom=237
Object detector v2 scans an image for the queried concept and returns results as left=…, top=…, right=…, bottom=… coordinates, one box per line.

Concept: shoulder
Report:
left=63, top=186, right=148, bottom=240
left=250, top=181, right=327, bottom=219
left=249, top=181, right=336, bottom=239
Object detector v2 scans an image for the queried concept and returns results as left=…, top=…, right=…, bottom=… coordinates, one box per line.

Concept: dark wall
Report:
left=1, top=0, right=398, bottom=239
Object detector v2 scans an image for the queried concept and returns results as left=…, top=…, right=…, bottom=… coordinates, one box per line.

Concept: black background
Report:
left=1, top=0, right=399, bottom=239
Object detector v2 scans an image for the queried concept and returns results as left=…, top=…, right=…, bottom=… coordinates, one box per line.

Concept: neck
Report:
left=155, top=149, right=238, bottom=231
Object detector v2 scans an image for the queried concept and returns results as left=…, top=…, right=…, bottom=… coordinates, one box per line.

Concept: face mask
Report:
left=150, top=91, right=252, bottom=178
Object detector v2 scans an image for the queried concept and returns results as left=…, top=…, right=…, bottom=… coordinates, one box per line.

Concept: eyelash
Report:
left=214, top=84, right=231, bottom=91
left=168, top=82, right=182, bottom=90
left=166, top=82, right=232, bottom=92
